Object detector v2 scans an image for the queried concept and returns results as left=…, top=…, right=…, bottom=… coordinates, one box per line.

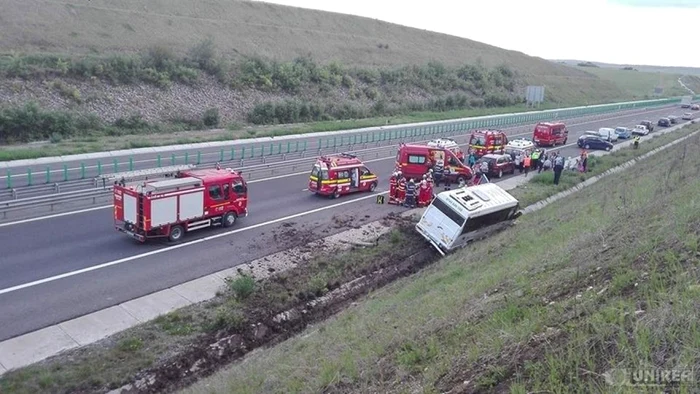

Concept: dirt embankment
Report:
left=111, top=214, right=439, bottom=394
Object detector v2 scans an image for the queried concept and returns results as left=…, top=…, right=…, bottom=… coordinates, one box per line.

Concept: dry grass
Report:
left=1, top=0, right=625, bottom=102
left=180, top=128, right=700, bottom=393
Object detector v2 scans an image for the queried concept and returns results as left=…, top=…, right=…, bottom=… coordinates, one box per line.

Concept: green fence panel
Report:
left=184, top=152, right=189, bottom=164
left=63, top=165, right=68, bottom=181
left=231, top=148, right=235, bottom=160
left=171, top=154, right=176, bottom=166
left=115, top=158, right=120, bottom=172
left=45, top=167, right=50, bottom=184
left=5, top=170, right=11, bottom=189
left=80, top=163, right=85, bottom=179
left=219, top=149, right=224, bottom=162
left=97, top=161, right=102, bottom=175
left=241, top=147, right=245, bottom=159
left=129, top=157, right=134, bottom=171
left=157, top=155, right=161, bottom=167
left=27, top=168, right=32, bottom=186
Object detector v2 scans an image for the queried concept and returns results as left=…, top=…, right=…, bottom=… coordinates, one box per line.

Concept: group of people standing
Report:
left=388, top=171, right=435, bottom=208
left=508, top=148, right=568, bottom=185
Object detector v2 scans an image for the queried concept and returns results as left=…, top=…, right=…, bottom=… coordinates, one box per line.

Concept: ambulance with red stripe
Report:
left=468, top=129, right=508, bottom=158
left=308, top=153, right=379, bottom=199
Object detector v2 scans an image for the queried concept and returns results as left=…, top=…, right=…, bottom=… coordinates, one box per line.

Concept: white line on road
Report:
left=0, top=191, right=389, bottom=296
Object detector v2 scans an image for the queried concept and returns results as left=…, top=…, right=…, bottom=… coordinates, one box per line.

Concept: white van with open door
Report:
left=415, top=183, right=521, bottom=255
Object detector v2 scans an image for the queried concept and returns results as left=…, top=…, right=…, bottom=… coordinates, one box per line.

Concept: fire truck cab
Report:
left=427, top=138, right=464, bottom=161
left=533, top=122, right=568, bottom=147
left=112, top=166, right=248, bottom=243
left=468, top=129, right=508, bottom=158
left=396, top=143, right=473, bottom=184
left=308, top=153, right=379, bottom=199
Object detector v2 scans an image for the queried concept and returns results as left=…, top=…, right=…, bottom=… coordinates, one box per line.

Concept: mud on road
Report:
left=112, top=213, right=439, bottom=394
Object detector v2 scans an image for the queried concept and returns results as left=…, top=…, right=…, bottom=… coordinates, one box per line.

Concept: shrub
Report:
left=229, top=275, right=256, bottom=300
left=202, top=108, right=220, bottom=127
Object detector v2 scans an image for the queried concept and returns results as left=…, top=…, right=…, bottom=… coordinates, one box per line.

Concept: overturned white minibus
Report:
left=415, top=183, right=521, bottom=255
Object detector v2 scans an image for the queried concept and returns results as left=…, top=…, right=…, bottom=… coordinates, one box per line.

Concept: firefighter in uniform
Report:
left=418, top=178, right=430, bottom=207
left=396, top=174, right=407, bottom=205
left=388, top=172, right=399, bottom=204
left=405, top=179, right=417, bottom=208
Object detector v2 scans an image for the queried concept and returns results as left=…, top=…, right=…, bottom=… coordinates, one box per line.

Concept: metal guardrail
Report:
left=0, top=188, right=111, bottom=219
left=0, top=104, right=691, bottom=207
left=3, top=96, right=698, bottom=189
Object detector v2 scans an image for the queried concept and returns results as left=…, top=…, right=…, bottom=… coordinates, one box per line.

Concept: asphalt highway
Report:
left=0, top=107, right=694, bottom=341
left=0, top=105, right=683, bottom=189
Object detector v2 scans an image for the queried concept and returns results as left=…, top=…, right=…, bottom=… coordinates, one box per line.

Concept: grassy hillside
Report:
left=554, top=60, right=700, bottom=76
left=0, top=0, right=685, bottom=150
left=573, top=66, right=700, bottom=98
left=178, top=126, right=700, bottom=393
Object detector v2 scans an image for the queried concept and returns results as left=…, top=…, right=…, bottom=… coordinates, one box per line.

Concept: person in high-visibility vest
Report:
left=523, top=155, right=531, bottom=176
left=388, top=172, right=399, bottom=204
left=396, top=175, right=407, bottom=205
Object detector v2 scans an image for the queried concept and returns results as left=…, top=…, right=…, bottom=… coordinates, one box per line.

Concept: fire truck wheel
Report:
left=222, top=212, right=236, bottom=228
left=369, top=182, right=377, bottom=192
left=168, top=225, right=184, bottom=242
left=332, top=189, right=341, bottom=199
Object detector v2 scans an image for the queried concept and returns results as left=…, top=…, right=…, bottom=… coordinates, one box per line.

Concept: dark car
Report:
left=474, top=153, right=516, bottom=178
left=640, top=120, right=654, bottom=132
left=668, top=116, right=678, bottom=124
left=658, top=118, right=671, bottom=127
left=577, top=135, right=613, bottom=151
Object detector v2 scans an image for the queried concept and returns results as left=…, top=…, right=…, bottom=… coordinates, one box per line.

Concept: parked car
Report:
left=658, top=118, right=671, bottom=127
left=582, top=130, right=602, bottom=138
left=668, top=116, right=679, bottom=124
left=474, top=153, right=516, bottom=178
left=631, top=125, right=649, bottom=136
left=691, top=104, right=700, bottom=111
left=578, top=135, right=613, bottom=151
left=682, top=112, right=694, bottom=120
left=639, top=120, right=654, bottom=132
left=598, top=127, right=619, bottom=142
left=614, top=127, right=633, bottom=139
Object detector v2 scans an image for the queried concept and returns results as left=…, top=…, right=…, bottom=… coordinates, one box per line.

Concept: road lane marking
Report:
left=0, top=107, right=676, bottom=180
left=0, top=191, right=390, bottom=296
left=0, top=112, right=681, bottom=227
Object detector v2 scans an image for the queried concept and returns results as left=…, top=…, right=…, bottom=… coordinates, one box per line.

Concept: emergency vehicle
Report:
left=468, top=129, right=508, bottom=158
left=532, top=122, right=568, bottom=147
left=111, top=165, right=248, bottom=243
left=427, top=138, right=464, bottom=161
left=415, top=183, right=521, bottom=255
left=396, top=143, right=472, bottom=184
left=504, top=138, right=535, bottom=158
left=308, top=153, right=378, bottom=199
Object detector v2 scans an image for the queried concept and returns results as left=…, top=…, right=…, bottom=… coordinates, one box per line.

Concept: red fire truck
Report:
left=308, top=153, right=379, bottom=198
left=468, top=129, right=508, bottom=158
left=112, top=166, right=248, bottom=243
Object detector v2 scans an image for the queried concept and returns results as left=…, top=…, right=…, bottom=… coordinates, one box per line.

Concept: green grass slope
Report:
left=181, top=125, right=700, bottom=393
left=573, top=66, right=700, bottom=99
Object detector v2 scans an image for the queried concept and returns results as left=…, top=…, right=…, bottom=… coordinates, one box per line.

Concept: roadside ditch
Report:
left=1, top=122, right=698, bottom=394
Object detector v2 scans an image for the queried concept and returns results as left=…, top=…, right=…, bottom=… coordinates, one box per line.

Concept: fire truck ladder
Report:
left=97, top=164, right=197, bottom=189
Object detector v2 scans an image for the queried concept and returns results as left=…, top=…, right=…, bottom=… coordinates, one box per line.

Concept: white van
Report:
left=415, top=183, right=521, bottom=255
left=504, top=138, right=535, bottom=158
left=598, top=127, right=618, bottom=142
